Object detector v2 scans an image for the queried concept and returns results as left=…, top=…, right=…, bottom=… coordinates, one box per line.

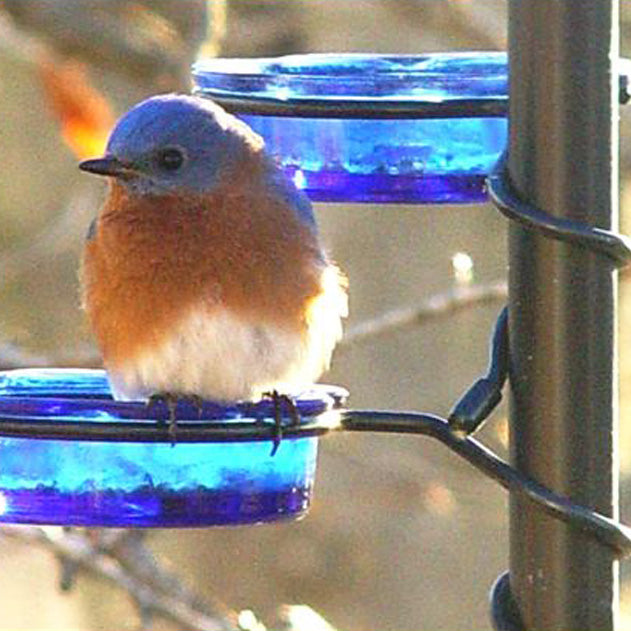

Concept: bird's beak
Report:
left=79, top=156, right=138, bottom=178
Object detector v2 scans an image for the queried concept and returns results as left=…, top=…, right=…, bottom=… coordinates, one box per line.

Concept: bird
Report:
left=78, top=94, right=347, bottom=410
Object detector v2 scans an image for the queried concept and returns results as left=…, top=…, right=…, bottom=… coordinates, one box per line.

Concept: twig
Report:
left=0, top=526, right=239, bottom=631
left=0, top=282, right=507, bottom=371
left=0, top=341, right=52, bottom=370
left=0, top=527, right=340, bottom=631
left=102, top=529, right=231, bottom=623
left=340, top=280, right=508, bottom=348
left=0, top=340, right=100, bottom=371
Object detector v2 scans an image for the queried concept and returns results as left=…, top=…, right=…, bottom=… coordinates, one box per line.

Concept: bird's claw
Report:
left=263, top=390, right=301, bottom=456
left=147, top=392, right=204, bottom=444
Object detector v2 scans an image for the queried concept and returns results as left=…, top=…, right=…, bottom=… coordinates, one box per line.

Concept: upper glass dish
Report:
left=193, top=53, right=508, bottom=204
left=193, top=52, right=508, bottom=118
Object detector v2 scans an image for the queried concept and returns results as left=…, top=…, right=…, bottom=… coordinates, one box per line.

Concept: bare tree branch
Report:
left=0, top=0, right=216, bottom=89
left=0, top=526, right=239, bottom=631
left=0, top=526, right=341, bottom=631
left=340, top=280, right=508, bottom=348
left=0, top=340, right=100, bottom=371
left=0, top=282, right=508, bottom=371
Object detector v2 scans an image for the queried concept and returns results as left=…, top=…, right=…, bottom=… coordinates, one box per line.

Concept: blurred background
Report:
left=0, top=1, right=630, bottom=629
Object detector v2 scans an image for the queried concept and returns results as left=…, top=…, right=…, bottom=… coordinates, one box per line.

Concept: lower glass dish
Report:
left=0, top=369, right=346, bottom=527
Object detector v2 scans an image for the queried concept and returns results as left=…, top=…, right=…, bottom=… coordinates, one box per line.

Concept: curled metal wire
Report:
left=340, top=405, right=631, bottom=559
left=490, top=573, right=523, bottom=631
left=488, top=152, right=631, bottom=268
left=481, top=151, right=631, bottom=630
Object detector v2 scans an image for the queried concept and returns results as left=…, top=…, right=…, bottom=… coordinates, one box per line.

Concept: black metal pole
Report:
left=508, top=1, right=620, bottom=629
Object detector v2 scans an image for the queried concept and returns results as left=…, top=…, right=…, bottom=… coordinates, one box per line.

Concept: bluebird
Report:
left=79, top=94, right=347, bottom=407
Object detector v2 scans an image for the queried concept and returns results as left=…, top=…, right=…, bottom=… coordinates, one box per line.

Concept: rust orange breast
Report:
left=81, top=170, right=324, bottom=367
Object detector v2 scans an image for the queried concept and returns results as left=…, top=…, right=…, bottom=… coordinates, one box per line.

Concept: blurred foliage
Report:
left=2, top=0, right=213, bottom=88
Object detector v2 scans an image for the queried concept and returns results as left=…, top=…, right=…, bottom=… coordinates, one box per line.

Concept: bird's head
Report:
left=79, top=94, right=264, bottom=196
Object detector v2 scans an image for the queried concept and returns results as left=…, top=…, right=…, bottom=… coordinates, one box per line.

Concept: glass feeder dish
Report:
left=0, top=369, right=346, bottom=528
left=193, top=52, right=508, bottom=204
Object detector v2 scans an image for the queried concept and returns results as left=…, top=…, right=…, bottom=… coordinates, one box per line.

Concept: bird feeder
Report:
left=3, top=36, right=631, bottom=630
left=0, top=52, right=510, bottom=530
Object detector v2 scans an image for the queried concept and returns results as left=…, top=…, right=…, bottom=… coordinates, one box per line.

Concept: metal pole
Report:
left=508, top=1, right=620, bottom=630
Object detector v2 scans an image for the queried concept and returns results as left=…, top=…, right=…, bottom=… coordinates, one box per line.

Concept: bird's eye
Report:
left=156, top=147, right=185, bottom=172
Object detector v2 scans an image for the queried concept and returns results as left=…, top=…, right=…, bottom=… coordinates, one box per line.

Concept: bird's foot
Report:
left=263, top=390, right=301, bottom=456
left=147, top=392, right=204, bottom=443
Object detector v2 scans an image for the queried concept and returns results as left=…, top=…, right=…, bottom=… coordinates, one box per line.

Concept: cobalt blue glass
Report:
left=0, top=369, right=346, bottom=527
left=193, top=52, right=508, bottom=204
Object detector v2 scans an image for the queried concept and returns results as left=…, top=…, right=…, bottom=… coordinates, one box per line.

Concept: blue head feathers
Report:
left=79, top=94, right=316, bottom=228
left=100, top=94, right=262, bottom=195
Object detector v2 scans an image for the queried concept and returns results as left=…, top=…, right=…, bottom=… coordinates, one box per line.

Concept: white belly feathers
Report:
left=107, top=265, right=347, bottom=402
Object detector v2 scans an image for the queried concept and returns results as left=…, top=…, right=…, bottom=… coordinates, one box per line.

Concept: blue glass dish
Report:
left=0, top=369, right=346, bottom=528
left=193, top=52, right=509, bottom=204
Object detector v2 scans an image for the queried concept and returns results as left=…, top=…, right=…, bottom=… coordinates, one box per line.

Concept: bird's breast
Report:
left=81, top=184, right=327, bottom=369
